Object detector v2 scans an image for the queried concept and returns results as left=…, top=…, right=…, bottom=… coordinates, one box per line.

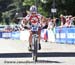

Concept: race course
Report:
left=0, top=39, right=75, bottom=65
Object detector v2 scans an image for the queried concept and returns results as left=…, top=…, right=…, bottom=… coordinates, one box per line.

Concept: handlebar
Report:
left=23, top=24, right=47, bottom=30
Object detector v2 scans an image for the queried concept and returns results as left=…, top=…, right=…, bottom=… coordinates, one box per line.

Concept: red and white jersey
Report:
left=24, top=13, right=42, bottom=24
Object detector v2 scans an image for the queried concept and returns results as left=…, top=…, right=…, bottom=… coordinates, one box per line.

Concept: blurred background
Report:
left=0, top=0, right=75, bottom=25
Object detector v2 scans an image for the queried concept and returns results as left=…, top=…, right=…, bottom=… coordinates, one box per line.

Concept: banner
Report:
left=0, top=32, right=2, bottom=38
left=2, top=32, right=11, bottom=39
left=11, top=31, right=20, bottom=40
left=55, top=27, right=75, bottom=44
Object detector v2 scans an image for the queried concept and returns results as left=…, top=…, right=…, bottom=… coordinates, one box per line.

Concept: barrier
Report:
left=11, top=31, right=20, bottom=40
left=41, top=29, right=48, bottom=41
left=0, top=32, right=2, bottom=38
left=20, top=30, right=29, bottom=41
left=47, top=29, right=55, bottom=42
left=2, top=32, right=11, bottom=39
left=0, top=29, right=48, bottom=41
left=55, top=27, right=61, bottom=43
left=0, top=27, right=75, bottom=44
left=66, top=27, right=75, bottom=44
left=0, top=31, right=20, bottom=40
left=0, top=29, right=55, bottom=42
left=55, top=26, right=75, bottom=44
left=0, top=29, right=49, bottom=41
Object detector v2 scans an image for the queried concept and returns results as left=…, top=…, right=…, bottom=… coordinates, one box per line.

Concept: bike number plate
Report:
left=31, top=26, right=38, bottom=31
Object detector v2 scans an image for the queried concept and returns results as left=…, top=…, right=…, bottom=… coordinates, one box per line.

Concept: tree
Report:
left=0, top=0, right=75, bottom=25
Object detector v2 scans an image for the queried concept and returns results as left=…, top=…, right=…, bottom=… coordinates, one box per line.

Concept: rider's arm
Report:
left=23, top=15, right=29, bottom=25
left=21, top=15, right=30, bottom=27
left=40, top=16, right=47, bottom=28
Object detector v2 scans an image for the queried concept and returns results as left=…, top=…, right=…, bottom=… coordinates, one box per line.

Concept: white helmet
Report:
left=30, top=5, right=37, bottom=13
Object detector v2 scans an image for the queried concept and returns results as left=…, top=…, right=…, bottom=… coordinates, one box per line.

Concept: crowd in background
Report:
left=11, top=10, right=75, bottom=32
left=36, top=14, right=75, bottom=32
left=1, top=13, right=75, bottom=32
left=43, top=14, right=75, bottom=30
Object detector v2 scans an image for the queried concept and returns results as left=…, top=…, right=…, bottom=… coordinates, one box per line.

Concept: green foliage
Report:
left=0, top=0, right=75, bottom=24
left=23, top=0, right=35, bottom=6
left=38, top=5, right=48, bottom=17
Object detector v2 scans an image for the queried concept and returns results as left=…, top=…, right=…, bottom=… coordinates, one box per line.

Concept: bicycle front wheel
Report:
left=32, top=37, right=37, bottom=62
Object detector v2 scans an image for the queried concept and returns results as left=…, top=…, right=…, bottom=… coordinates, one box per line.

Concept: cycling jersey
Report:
left=24, top=13, right=42, bottom=25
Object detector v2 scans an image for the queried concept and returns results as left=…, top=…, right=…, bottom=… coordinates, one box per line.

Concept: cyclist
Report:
left=22, top=5, right=45, bottom=51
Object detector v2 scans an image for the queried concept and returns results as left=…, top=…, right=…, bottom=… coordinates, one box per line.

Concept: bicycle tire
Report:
left=32, top=35, right=37, bottom=62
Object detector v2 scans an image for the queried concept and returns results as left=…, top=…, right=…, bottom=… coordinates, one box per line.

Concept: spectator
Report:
left=52, top=17, right=57, bottom=27
left=55, top=18, right=60, bottom=26
left=41, top=16, right=48, bottom=29
left=73, top=17, right=75, bottom=25
left=4, top=25, right=13, bottom=32
left=65, top=15, right=73, bottom=27
left=60, top=14, right=66, bottom=26
left=47, top=18, right=54, bottom=30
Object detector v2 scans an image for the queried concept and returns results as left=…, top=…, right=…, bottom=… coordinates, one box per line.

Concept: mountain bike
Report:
left=31, top=24, right=40, bottom=62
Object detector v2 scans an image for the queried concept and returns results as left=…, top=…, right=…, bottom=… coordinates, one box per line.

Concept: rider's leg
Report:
left=29, top=31, right=32, bottom=49
left=38, top=30, right=41, bottom=43
left=38, top=30, right=41, bottom=49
